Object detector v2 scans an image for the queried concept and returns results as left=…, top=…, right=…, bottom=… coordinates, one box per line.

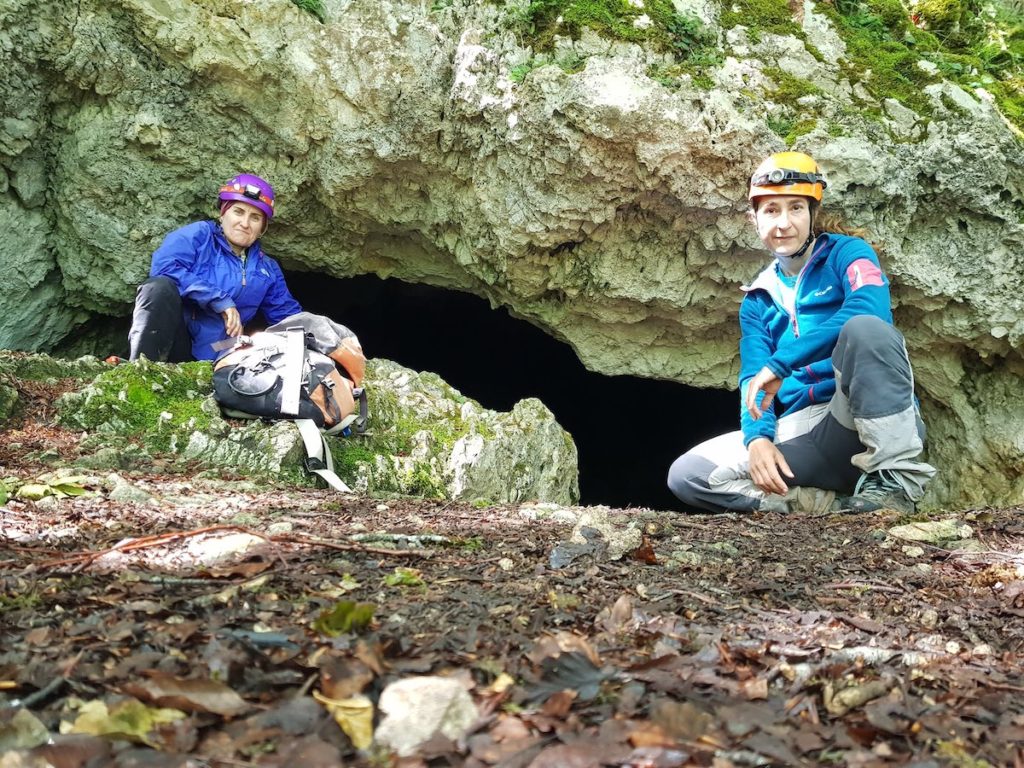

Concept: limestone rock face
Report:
left=2, top=0, right=1023, bottom=508
left=51, top=355, right=579, bottom=504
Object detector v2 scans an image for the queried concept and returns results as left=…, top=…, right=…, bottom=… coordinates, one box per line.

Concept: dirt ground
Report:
left=2, top=382, right=1024, bottom=767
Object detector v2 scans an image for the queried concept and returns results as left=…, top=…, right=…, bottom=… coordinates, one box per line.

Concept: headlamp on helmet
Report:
left=748, top=152, right=827, bottom=204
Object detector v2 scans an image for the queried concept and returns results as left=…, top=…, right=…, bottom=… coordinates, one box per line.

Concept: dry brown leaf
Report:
left=740, top=677, right=769, bottom=700
left=540, top=689, right=577, bottom=717
left=123, top=672, right=249, bottom=717
left=527, top=631, right=601, bottom=667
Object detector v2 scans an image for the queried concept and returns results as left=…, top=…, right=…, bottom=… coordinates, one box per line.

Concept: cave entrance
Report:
left=284, top=271, right=736, bottom=510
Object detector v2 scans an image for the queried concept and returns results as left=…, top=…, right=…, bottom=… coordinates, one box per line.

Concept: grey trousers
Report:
left=667, top=315, right=936, bottom=513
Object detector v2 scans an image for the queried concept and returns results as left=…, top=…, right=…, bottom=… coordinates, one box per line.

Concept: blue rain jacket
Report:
left=738, top=233, right=893, bottom=446
left=150, top=220, right=302, bottom=361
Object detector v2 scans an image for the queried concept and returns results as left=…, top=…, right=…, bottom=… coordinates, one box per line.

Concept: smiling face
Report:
left=753, top=195, right=813, bottom=259
left=220, top=201, right=267, bottom=252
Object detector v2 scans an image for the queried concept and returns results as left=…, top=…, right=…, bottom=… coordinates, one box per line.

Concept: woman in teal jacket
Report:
left=668, top=152, right=935, bottom=515
left=127, top=173, right=302, bottom=362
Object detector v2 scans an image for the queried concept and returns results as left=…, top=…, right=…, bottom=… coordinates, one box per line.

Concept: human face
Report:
left=220, top=201, right=266, bottom=252
left=753, top=195, right=812, bottom=258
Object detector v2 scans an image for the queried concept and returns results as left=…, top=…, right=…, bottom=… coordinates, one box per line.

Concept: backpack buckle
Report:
left=304, top=456, right=328, bottom=473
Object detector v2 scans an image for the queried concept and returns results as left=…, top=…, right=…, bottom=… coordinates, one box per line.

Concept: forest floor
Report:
left=1, top=379, right=1023, bottom=768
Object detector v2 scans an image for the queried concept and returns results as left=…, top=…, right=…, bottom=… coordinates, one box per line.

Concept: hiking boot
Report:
left=834, top=472, right=915, bottom=514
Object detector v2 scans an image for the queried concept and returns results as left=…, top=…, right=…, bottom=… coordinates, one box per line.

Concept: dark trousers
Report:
left=127, top=277, right=193, bottom=362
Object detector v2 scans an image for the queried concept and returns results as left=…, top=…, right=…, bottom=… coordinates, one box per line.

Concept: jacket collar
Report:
left=741, top=233, right=832, bottom=294
left=211, top=219, right=262, bottom=260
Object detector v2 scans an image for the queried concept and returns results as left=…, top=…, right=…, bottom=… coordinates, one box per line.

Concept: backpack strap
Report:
left=279, top=327, right=306, bottom=417
left=295, top=418, right=353, bottom=493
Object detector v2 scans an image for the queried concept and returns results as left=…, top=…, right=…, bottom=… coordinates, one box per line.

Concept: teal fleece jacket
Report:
left=738, top=233, right=894, bottom=446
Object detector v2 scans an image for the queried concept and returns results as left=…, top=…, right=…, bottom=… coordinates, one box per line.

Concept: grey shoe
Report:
left=835, top=472, right=915, bottom=514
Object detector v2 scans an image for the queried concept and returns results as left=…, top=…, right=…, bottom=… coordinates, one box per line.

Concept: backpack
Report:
left=211, top=312, right=368, bottom=492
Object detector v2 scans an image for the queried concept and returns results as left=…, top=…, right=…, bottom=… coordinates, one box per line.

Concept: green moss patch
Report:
left=809, top=0, right=1024, bottom=132
left=720, top=0, right=803, bottom=40
left=510, top=0, right=719, bottom=82
left=58, top=359, right=214, bottom=452
left=291, top=0, right=325, bottom=22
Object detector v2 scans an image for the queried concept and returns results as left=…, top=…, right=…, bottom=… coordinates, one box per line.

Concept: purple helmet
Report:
left=218, top=173, right=275, bottom=220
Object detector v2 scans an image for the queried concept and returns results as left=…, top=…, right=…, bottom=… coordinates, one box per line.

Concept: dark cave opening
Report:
left=285, top=271, right=737, bottom=510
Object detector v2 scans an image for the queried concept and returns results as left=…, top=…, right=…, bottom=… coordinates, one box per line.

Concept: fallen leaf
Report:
left=311, top=600, right=375, bottom=637
left=61, top=698, right=187, bottom=746
left=651, top=699, right=714, bottom=741
left=540, top=689, right=577, bottom=717
left=0, top=709, right=49, bottom=750
left=124, top=673, right=249, bottom=717
left=740, top=677, right=769, bottom=700
left=312, top=690, right=373, bottom=750
left=526, top=652, right=614, bottom=704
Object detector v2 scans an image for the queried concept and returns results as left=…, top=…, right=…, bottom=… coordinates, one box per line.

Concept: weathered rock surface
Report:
left=1, top=0, right=1023, bottom=509
left=36, top=354, right=579, bottom=504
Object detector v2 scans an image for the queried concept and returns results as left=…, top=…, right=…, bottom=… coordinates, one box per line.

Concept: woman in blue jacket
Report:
left=668, top=152, right=935, bottom=515
left=128, top=173, right=302, bottom=362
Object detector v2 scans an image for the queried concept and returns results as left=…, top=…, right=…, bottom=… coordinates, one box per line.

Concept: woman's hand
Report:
left=221, top=307, right=242, bottom=337
left=747, top=437, right=793, bottom=496
left=745, top=366, right=783, bottom=420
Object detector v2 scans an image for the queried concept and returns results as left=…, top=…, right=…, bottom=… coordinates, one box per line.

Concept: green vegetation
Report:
left=57, top=360, right=214, bottom=452
left=811, top=0, right=1024, bottom=132
left=384, top=567, right=425, bottom=587
left=508, top=0, right=719, bottom=86
left=291, top=0, right=325, bottom=22
left=720, top=0, right=802, bottom=40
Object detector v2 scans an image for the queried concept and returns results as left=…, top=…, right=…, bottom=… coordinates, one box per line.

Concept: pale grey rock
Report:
left=673, top=0, right=718, bottom=27
left=0, top=0, right=1022, bottom=511
left=888, top=519, right=974, bottom=543
left=568, top=506, right=642, bottom=560
left=882, top=99, right=921, bottom=139
left=802, top=2, right=846, bottom=62
left=374, top=676, right=478, bottom=756
left=108, top=479, right=154, bottom=504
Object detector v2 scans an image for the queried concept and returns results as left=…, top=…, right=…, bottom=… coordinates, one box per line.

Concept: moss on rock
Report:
left=57, top=358, right=214, bottom=452
left=0, top=382, right=18, bottom=425
left=0, top=351, right=109, bottom=383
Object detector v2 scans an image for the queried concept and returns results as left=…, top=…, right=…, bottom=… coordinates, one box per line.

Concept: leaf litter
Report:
left=2, top=406, right=1024, bottom=765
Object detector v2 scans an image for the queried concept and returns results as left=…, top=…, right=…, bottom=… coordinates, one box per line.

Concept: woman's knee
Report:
left=838, top=314, right=891, bottom=346
left=136, top=276, right=181, bottom=306
left=667, top=451, right=713, bottom=505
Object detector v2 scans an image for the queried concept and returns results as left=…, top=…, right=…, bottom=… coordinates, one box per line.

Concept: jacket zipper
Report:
left=240, top=250, right=247, bottom=287
left=788, top=240, right=827, bottom=338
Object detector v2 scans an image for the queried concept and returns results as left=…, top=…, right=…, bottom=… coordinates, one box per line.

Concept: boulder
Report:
left=51, top=354, right=579, bottom=504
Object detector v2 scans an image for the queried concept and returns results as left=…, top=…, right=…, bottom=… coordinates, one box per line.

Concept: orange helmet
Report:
left=748, top=151, right=827, bottom=204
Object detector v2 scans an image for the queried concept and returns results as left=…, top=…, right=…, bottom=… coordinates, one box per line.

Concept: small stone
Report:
left=267, top=521, right=293, bottom=535
left=376, top=504, right=389, bottom=512
left=920, top=608, right=939, bottom=629
left=945, top=641, right=961, bottom=655
left=915, top=563, right=933, bottom=575
left=902, top=545, right=925, bottom=557
left=498, top=557, right=514, bottom=571
left=374, top=676, right=478, bottom=757
left=972, top=644, right=992, bottom=657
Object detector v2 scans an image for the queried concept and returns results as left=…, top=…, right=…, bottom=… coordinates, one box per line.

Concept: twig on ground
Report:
left=271, top=532, right=430, bottom=558
left=822, top=580, right=905, bottom=594
left=36, top=524, right=272, bottom=570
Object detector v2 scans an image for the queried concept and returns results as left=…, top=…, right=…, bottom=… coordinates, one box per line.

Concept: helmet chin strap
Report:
left=789, top=230, right=816, bottom=260
left=780, top=204, right=817, bottom=261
